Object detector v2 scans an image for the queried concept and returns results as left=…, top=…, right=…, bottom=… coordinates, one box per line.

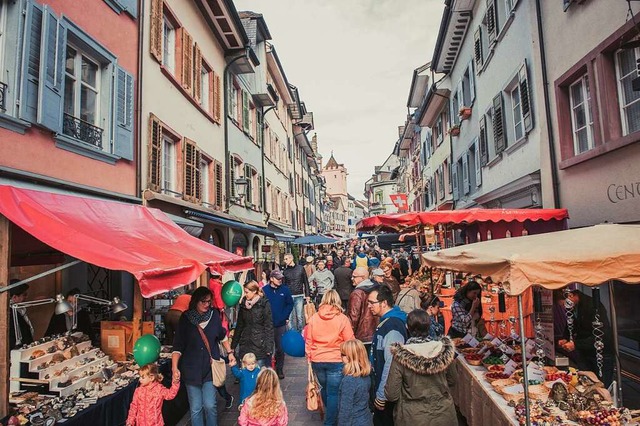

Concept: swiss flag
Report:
left=390, top=193, right=409, bottom=211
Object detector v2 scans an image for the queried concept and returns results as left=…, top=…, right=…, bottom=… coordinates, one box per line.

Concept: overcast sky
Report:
left=234, top=0, right=445, bottom=199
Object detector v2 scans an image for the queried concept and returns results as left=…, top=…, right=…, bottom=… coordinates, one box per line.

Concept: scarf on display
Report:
left=244, top=295, right=260, bottom=310
left=184, top=308, right=213, bottom=326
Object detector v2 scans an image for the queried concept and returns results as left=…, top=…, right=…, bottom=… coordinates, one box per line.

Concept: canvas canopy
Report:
left=292, top=234, right=338, bottom=245
left=356, top=208, right=568, bottom=233
left=0, top=185, right=253, bottom=297
left=422, top=224, right=640, bottom=295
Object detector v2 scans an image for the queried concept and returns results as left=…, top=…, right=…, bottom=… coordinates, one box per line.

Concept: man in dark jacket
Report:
left=9, top=281, right=34, bottom=349
left=347, top=267, right=379, bottom=352
left=368, top=285, right=407, bottom=426
left=334, top=258, right=354, bottom=309
left=263, top=270, right=294, bottom=379
left=45, top=288, right=95, bottom=342
left=282, top=253, right=310, bottom=331
left=558, top=289, right=614, bottom=386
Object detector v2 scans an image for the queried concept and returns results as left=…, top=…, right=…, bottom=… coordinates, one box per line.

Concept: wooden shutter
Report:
left=183, top=138, right=199, bottom=202
left=486, top=0, right=498, bottom=44
left=479, top=115, right=489, bottom=166
left=469, top=61, right=476, bottom=102
left=149, top=0, right=163, bottom=62
left=452, top=162, right=459, bottom=200
left=20, top=1, right=44, bottom=123
left=213, top=72, right=221, bottom=123
left=181, top=29, right=193, bottom=91
left=194, top=151, right=202, bottom=203
left=229, top=154, right=236, bottom=198
left=214, top=160, right=223, bottom=209
left=38, top=7, right=65, bottom=132
left=492, top=94, right=506, bottom=154
left=242, top=91, right=250, bottom=132
left=474, top=26, right=483, bottom=70
left=518, top=60, right=533, bottom=133
left=114, top=66, right=135, bottom=160
left=244, top=164, right=252, bottom=204
left=474, top=138, right=482, bottom=186
left=258, top=175, right=264, bottom=210
left=193, top=43, right=202, bottom=102
left=148, top=115, right=163, bottom=192
left=462, top=154, right=470, bottom=195
left=457, top=80, right=464, bottom=109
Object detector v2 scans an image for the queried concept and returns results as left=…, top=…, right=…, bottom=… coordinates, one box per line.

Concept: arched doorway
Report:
left=231, top=232, right=248, bottom=256
left=208, top=229, right=225, bottom=249
left=252, top=236, right=260, bottom=261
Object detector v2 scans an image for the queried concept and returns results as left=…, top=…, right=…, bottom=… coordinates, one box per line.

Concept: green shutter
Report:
left=38, top=6, right=65, bottom=132
left=20, top=1, right=44, bottom=123
left=114, top=66, right=134, bottom=160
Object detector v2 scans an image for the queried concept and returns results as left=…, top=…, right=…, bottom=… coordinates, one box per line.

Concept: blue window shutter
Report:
left=119, top=0, right=138, bottom=18
left=114, top=65, right=134, bottom=160
left=20, top=1, right=44, bottom=123
left=38, top=7, right=65, bottom=132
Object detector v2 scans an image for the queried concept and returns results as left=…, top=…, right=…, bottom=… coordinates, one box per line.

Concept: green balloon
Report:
left=222, top=280, right=243, bottom=307
left=133, top=334, right=161, bottom=366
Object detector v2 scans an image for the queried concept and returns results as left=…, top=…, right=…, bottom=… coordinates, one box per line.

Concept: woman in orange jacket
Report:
left=304, top=290, right=355, bottom=426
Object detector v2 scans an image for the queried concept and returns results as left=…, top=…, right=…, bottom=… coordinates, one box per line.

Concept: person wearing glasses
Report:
left=346, top=267, right=379, bottom=354
left=172, top=287, right=235, bottom=426
left=368, top=286, right=407, bottom=426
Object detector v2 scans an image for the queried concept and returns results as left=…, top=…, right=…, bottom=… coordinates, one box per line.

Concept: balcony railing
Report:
left=63, top=113, right=103, bottom=149
left=0, top=82, right=7, bottom=111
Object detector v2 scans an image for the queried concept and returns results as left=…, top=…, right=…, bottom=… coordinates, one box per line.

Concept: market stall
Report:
left=0, top=185, right=253, bottom=423
left=423, top=224, right=640, bottom=425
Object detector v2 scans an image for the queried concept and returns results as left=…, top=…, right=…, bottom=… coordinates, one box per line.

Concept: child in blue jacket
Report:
left=231, top=352, right=261, bottom=408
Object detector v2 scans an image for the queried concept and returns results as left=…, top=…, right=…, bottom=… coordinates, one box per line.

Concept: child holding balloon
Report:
left=126, top=363, right=180, bottom=426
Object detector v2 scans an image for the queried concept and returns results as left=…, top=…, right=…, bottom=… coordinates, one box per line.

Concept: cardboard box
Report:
left=100, top=321, right=154, bottom=361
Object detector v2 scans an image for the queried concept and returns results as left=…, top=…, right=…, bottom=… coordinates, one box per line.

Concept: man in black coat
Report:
left=558, top=289, right=614, bottom=386
left=282, top=253, right=310, bottom=331
left=9, top=281, right=34, bottom=349
left=334, top=258, right=354, bottom=309
left=45, top=288, right=95, bottom=342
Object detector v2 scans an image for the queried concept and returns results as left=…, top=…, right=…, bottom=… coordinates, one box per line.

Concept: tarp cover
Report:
left=292, top=235, right=338, bottom=245
left=356, top=208, right=569, bottom=233
left=0, top=185, right=253, bottom=297
left=422, top=224, right=640, bottom=295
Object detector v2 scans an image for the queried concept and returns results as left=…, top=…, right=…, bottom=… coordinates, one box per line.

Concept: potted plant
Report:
left=449, top=124, right=461, bottom=136
left=459, top=106, right=472, bottom=120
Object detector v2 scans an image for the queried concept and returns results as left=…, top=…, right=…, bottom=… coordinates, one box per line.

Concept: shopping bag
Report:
left=304, top=301, right=317, bottom=323
left=306, top=362, right=324, bottom=418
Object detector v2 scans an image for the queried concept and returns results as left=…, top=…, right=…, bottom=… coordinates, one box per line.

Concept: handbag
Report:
left=306, top=362, right=324, bottom=418
left=196, top=326, right=227, bottom=387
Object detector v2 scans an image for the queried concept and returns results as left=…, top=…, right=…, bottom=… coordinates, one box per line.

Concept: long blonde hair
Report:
left=244, top=280, right=264, bottom=297
left=247, top=368, right=285, bottom=419
left=320, top=289, right=344, bottom=312
left=341, top=340, right=371, bottom=377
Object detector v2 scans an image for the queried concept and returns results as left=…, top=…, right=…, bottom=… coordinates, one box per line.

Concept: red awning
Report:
left=356, top=208, right=569, bottom=233
left=0, top=185, right=253, bottom=297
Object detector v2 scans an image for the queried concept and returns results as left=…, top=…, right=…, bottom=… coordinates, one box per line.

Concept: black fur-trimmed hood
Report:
left=390, top=336, right=455, bottom=376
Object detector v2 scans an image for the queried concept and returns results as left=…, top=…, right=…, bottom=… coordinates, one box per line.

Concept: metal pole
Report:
left=0, top=260, right=82, bottom=293
left=608, top=281, right=623, bottom=406
left=518, top=294, right=531, bottom=426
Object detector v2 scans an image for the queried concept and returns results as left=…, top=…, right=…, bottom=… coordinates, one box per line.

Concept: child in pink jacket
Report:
left=126, top=363, right=180, bottom=426
left=238, top=368, right=288, bottom=426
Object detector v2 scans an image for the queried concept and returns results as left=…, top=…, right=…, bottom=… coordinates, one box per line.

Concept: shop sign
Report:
left=262, top=245, right=272, bottom=253
left=607, top=182, right=640, bottom=204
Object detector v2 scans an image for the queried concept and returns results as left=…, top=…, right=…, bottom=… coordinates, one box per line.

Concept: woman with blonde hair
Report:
left=232, top=281, right=275, bottom=368
left=238, top=368, right=288, bottom=425
left=337, top=340, right=373, bottom=426
left=304, top=290, right=355, bottom=426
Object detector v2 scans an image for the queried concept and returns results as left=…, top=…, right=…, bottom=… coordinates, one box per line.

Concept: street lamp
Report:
left=232, top=177, right=250, bottom=203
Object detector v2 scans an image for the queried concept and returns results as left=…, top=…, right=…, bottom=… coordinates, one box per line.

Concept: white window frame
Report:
left=64, top=45, right=102, bottom=127
left=162, top=15, right=175, bottom=73
left=161, top=136, right=176, bottom=194
left=510, top=85, right=524, bottom=142
left=200, top=66, right=210, bottom=111
left=615, top=47, right=640, bottom=136
left=0, top=1, right=6, bottom=76
left=569, top=75, right=594, bottom=154
left=505, top=0, right=515, bottom=16
left=200, top=158, right=210, bottom=204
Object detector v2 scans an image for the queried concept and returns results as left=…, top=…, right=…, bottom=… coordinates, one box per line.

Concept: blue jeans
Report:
left=289, top=295, right=305, bottom=331
left=312, top=362, right=343, bottom=426
left=186, top=382, right=217, bottom=426
left=257, top=357, right=272, bottom=368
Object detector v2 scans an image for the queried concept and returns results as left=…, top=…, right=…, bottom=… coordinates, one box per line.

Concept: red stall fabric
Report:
left=356, top=208, right=569, bottom=233
left=0, top=185, right=253, bottom=297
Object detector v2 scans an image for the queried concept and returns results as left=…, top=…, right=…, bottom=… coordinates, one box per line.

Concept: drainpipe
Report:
left=535, top=0, right=561, bottom=208
left=224, top=47, right=251, bottom=212
left=135, top=0, right=145, bottom=199
left=261, top=105, right=277, bottom=225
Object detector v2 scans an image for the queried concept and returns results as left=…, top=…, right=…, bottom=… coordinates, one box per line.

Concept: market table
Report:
left=453, top=356, right=518, bottom=426
left=58, top=380, right=138, bottom=426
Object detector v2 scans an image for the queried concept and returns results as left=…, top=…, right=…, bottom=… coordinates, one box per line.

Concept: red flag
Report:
left=390, top=193, right=409, bottom=211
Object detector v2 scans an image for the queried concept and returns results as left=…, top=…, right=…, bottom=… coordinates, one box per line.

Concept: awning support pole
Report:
left=0, top=215, right=11, bottom=417
left=518, top=294, right=531, bottom=426
left=608, top=281, right=623, bottom=406
left=0, top=260, right=82, bottom=293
